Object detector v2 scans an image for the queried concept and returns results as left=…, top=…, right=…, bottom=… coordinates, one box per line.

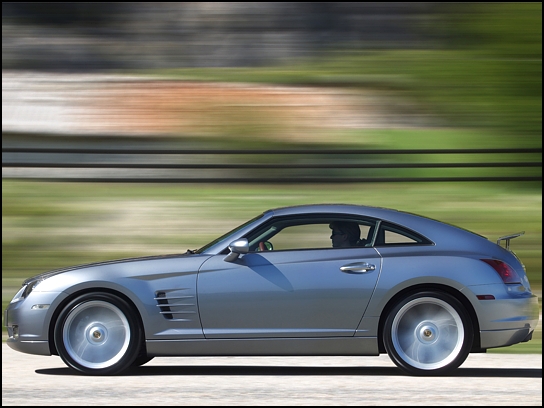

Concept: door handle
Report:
left=340, top=262, right=376, bottom=274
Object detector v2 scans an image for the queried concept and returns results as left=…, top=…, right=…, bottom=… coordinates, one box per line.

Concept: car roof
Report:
left=268, top=203, right=406, bottom=220
left=265, top=204, right=487, bottom=245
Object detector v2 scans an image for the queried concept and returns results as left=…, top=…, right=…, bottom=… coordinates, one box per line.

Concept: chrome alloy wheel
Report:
left=390, top=296, right=464, bottom=370
left=62, top=300, right=131, bottom=369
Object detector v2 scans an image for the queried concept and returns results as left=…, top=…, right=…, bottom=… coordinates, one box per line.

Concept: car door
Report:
left=197, top=245, right=382, bottom=339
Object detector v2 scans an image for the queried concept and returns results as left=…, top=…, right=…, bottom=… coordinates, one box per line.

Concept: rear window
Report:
left=374, top=222, right=432, bottom=246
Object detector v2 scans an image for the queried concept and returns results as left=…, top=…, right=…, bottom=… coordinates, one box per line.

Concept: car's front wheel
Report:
left=383, top=291, right=473, bottom=376
left=54, top=292, right=142, bottom=375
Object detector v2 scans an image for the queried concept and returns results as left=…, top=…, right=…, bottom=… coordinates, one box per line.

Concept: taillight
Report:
left=481, top=259, right=521, bottom=284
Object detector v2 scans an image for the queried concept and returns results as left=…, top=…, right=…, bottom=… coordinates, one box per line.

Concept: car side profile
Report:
left=5, top=204, right=539, bottom=376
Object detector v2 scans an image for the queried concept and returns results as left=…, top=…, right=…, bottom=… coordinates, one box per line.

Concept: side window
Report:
left=245, top=215, right=378, bottom=252
left=268, top=224, right=332, bottom=250
left=374, top=222, right=431, bottom=246
left=359, top=224, right=372, bottom=244
left=384, top=229, right=418, bottom=244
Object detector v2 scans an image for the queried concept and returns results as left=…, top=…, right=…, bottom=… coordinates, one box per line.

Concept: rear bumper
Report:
left=480, top=326, right=536, bottom=349
left=476, top=292, right=540, bottom=349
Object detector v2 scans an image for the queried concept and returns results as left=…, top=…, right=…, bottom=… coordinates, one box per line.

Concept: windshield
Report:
left=195, top=213, right=264, bottom=254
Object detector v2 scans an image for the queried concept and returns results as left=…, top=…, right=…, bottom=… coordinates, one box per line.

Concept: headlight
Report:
left=10, top=286, right=26, bottom=303
left=10, top=279, right=41, bottom=303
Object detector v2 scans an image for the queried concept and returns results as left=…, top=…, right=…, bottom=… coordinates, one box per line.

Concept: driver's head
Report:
left=329, top=221, right=360, bottom=247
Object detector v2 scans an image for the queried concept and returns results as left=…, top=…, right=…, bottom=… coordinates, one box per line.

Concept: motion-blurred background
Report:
left=2, top=3, right=541, bottom=350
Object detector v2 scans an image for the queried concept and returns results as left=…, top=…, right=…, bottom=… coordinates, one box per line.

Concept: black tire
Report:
left=54, top=292, right=142, bottom=375
left=383, top=291, right=473, bottom=376
left=130, top=345, right=154, bottom=367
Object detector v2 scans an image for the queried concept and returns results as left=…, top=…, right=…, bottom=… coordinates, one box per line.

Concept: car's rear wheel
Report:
left=383, top=291, right=473, bottom=376
left=54, top=292, right=142, bottom=375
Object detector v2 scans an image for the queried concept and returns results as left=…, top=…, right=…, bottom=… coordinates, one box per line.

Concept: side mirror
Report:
left=223, top=238, right=249, bottom=262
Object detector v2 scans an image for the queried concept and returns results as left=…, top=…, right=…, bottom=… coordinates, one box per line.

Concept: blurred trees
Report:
left=2, top=3, right=441, bottom=69
left=435, top=3, right=542, bottom=138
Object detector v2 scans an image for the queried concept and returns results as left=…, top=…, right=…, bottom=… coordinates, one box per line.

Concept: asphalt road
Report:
left=2, top=345, right=541, bottom=406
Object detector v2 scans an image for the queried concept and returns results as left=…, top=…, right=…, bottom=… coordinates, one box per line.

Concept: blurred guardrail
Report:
left=2, top=147, right=541, bottom=183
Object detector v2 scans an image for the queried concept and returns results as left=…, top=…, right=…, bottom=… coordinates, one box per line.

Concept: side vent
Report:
left=154, top=289, right=197, bottom=321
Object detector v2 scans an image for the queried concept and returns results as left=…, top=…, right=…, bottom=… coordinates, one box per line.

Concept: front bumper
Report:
left=5, top=290, right=67, bottom=356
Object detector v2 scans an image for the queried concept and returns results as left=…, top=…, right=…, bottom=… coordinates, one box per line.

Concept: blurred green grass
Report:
left=2, top=180, right=541, bottom=352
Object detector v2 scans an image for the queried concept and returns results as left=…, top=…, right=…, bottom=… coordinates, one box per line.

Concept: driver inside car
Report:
left=329, top=221, right=361, bottom=248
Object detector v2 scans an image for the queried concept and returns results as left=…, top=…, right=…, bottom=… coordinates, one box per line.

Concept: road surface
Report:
left=2, top=344, right=541, bottom=406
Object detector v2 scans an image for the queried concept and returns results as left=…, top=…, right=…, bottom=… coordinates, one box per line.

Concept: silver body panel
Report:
left=197, top=247, right=381, bottom=338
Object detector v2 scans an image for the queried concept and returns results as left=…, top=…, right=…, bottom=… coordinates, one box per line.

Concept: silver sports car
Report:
left=5, top=204, right=539, bottom=376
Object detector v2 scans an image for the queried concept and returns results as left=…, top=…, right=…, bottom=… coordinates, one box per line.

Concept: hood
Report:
left=22, top=253, right=190, bottom=285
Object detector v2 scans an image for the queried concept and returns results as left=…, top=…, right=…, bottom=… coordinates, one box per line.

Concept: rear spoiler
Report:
left=497, top=231, right=524, bottom=250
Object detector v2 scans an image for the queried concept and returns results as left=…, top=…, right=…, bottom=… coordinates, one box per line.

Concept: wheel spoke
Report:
left=402, top=336, right=419, bottom=361
left=397, top=329, right=417, bottom=353
left=433, top=309, right=455, bottom=326
left=419, top=343, right=443, bottom=364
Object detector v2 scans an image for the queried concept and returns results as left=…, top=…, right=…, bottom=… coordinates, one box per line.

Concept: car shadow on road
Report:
left=36, top=365, right=542, bottom=378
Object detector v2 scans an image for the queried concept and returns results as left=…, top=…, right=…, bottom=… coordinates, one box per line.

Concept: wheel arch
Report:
left=377, top=283, right=481, bottom=354
left=48, top=287, right=145, bottom=356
